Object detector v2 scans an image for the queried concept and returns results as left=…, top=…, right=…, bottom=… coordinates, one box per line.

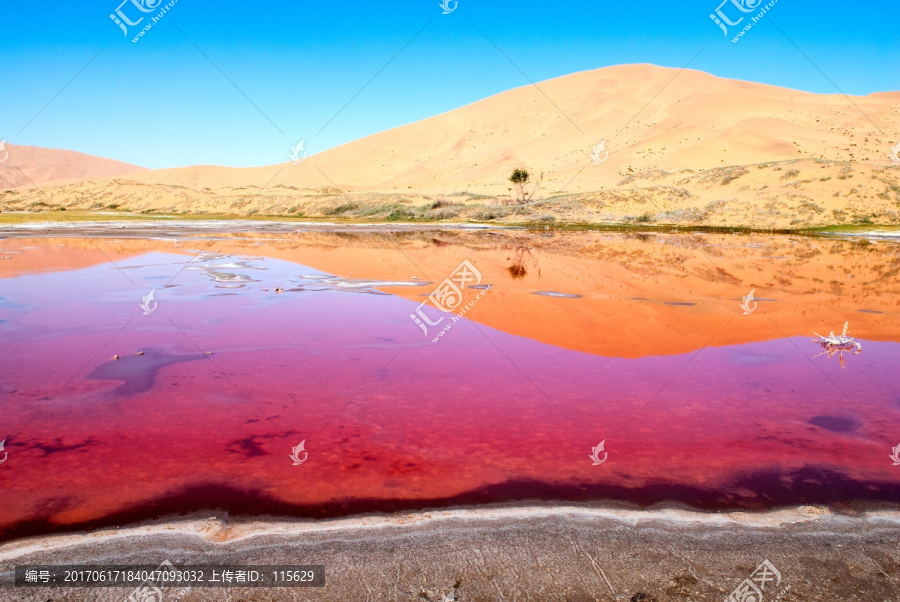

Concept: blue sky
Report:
left=2, top=1, right=898, bottom=169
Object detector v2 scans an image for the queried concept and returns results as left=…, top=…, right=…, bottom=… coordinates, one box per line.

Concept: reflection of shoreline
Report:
left=5, top=461, right=900, bottom=548
left=2, top=229, right=899, bottom=358
left=0, top=220, right=508, bottom=238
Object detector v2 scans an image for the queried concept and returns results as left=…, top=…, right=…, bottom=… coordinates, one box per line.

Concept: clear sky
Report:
left=2, top=1, right=898, bottom=169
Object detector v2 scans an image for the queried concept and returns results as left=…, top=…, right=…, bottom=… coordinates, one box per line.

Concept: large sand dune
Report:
left=2, top=64, right=899, bottom=227
left=0, top=143, right=145, bottom=190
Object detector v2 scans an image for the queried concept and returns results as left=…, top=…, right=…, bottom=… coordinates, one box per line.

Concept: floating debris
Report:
left=812, top=322, right=862, bottom=369
left=470, top=284, right=492, bottom=291
left=208, top=271, right=256, bottom=285
left=532, top=291, right=582, bottom=299
left=327, top=278, right=428, bottom=290
left=112, top=355, right=119, bottom=360
left=178, top=252, right=266, bottom=288
left=136, top=351, right=144, bottom=356
left=813, top=322, right=861, bottom=350
left=275, top=287, right=285, bottom=293
left=292, top=275, right=431, bottom=295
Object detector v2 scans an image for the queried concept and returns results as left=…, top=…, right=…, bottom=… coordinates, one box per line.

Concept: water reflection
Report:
left=0, top=228, right=898, bottom=539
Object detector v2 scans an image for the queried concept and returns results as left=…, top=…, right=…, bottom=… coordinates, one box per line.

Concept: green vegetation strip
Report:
left=1, top=210, right=898, bottom=238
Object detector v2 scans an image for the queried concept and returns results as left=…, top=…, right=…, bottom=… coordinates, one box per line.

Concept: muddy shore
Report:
left=0, top=219, right=510, bottom=240
left=1, top=505, right=898, bottom=601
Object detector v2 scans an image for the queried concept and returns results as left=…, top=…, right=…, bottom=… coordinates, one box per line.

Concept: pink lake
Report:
left=1, top=228, right=899, bottom=541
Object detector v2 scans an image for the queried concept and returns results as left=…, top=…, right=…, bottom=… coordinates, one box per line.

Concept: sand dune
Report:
left=0, top=142, right=145, bottom=190
left=2, top=64, right=899, bottom=227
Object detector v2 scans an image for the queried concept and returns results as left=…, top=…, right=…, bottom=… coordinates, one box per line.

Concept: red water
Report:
left=1, top=239, right=899, bottom=540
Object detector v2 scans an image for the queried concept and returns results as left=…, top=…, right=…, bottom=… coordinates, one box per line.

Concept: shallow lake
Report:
left=1, top=225, right=899, bottom=540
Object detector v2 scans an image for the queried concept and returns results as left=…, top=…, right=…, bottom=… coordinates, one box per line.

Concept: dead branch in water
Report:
left=812, top=321, right=862, bottom=368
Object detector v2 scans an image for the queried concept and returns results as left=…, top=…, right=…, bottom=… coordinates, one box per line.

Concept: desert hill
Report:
left=0, top=143, right=145, bottom=190
left=2, top=64, right=899, bottom=228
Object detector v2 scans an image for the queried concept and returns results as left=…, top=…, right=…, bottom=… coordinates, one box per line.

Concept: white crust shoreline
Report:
left=4, top=504, right=899, bottom=562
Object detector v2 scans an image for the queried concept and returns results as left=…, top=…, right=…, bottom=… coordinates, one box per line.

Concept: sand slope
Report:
left=2, top=64, right=899, bottom=227
left=104, top=64, right=900, bottom=193
left=0, top=143, right=145, bottom=190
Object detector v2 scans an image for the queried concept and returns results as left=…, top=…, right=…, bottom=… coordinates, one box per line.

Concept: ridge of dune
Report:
left=120, top=63, right=898, bottom=191
left=3, top=64, right=899, bottom=228
left=0, top=143, right=146, bottom=190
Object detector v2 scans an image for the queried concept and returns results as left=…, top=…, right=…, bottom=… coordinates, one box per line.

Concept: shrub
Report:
left=509, top=169, right=530, bottom=203
left=507, top=263, right=527, bottom=279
